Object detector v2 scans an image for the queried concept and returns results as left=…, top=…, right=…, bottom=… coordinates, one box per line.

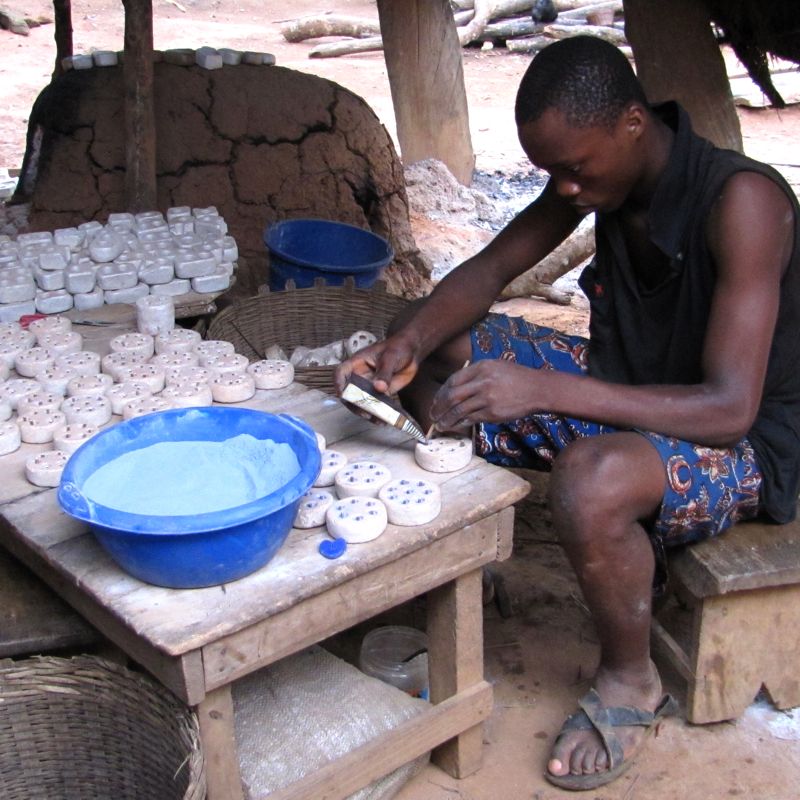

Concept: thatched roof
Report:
left=707, top=0, right=800, bottom=106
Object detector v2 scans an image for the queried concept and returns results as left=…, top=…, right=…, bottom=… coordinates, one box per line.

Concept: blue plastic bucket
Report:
left=57, top=407, right=321, bottom=589
left=264, top=218, right=394, bottom=291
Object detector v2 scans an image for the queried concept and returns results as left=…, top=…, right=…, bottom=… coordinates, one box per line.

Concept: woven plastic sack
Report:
left=233, top=645, right=430, bottom=799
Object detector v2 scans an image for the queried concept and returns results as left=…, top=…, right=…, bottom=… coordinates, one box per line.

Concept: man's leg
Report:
left=546, top=431, right=667, bottom=778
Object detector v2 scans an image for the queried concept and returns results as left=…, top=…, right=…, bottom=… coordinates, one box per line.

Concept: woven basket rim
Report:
left=0, top=654, right=206, bottom=800
left=207, top=278, right=410, bottom=394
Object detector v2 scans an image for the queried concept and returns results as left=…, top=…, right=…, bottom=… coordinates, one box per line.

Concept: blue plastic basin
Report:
left=265, top=218, right=394, bottom=291
left=57, top=407, right=321, bottom=589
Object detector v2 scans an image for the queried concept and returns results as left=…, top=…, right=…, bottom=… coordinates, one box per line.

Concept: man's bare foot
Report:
left=548, top=660, right=664, bottom=779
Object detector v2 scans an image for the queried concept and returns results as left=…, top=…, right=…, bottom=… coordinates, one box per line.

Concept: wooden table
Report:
left=0, top=325, right=529, bottom=800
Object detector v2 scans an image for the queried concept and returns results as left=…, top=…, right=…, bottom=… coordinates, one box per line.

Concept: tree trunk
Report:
left=377, top=0, right=475, bottom=185
left=122, top=0, right=157, bottom=211
left=500, top=224, right=595, bottom=300
left=309, top=37, right=383, bottom=58
left=280, top=15, right=380, bottom=43
left=52, top=0, right=73, bottom=78
left=624, top=0, right=743, bottom=152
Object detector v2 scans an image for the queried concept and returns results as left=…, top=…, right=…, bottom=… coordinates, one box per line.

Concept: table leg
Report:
left=196, top=684, right=245, bottom=800
left=426, top=567, right=485, bottom=778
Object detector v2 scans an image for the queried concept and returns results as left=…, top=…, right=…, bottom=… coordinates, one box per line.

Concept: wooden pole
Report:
left=122, top=0, right=158, bottom=211
left=624, top=0, right=743, bottom=152
left=376, top=0, right=475, bottom=185
left=52, top=0, right=73, bottom=79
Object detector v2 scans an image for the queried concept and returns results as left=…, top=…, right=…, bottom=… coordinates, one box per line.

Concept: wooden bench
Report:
left=652, top=512, right=800, bottom=724
left=0, top=546, right=98, bottom=658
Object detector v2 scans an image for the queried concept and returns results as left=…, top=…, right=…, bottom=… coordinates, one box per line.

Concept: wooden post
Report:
left=196, top=685, right=245, bottom=800
left=623, top=0, right=743, bottom=152
left=427, top=569, right=485, bottom=777
left=122, top=0, right=158, bottom=211
left=376, top=0, right=475, bottom=185
left=52, top=0, right=73, bottom=79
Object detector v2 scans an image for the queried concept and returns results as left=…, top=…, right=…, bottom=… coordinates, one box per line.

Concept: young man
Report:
left=336, top=36, right=800, bottom=790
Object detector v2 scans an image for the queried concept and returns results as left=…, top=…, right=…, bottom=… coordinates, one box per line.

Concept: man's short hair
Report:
left=515, top=36, right=648, bottom=130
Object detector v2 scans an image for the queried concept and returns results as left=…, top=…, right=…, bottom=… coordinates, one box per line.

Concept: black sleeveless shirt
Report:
left=578, top=102, right=800, bottom=523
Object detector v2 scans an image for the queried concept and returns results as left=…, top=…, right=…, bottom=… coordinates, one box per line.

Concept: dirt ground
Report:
left=2, top=4, right=800, bottom=799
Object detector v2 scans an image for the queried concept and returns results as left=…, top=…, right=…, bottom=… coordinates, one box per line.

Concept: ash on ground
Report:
left=405, top=158, right=586, bottom=296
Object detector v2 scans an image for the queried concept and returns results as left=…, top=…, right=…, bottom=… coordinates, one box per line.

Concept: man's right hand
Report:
left=334, top=333, right=420, bottom=397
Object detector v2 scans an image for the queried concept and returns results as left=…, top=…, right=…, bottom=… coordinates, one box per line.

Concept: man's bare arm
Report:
left=432, top=171, right=794, bottom=447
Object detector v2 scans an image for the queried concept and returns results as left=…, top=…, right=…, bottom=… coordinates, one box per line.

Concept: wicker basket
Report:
left=207, top=278, right=411, bottom=393
left=0, top=655, right=206, bottom=800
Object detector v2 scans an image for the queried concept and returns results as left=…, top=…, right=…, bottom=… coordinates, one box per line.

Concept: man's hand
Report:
left=334, top=334, right=420, bottom=397
left=430, top=360, right=540, bottom=432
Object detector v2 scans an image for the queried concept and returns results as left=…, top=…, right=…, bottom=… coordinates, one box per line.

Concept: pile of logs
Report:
left=280, top=0, right=624, bottom=59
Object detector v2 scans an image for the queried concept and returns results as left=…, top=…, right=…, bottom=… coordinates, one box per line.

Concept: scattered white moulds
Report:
left=154, top=327, right=201, bottom=355
left=70, top=54, right=95, bottom=70
left=1, top=207, right=237, bottom=318
left=165, top=364, right=216, bottom=386
left=414, top=436, right=474, bottom=473
left=66, top=373, right=113, bottom=398
left=93, top=50, right=118, bottom=67
left=326, top=496, right=388, bottom=543
left=36, top=365, right=79, bottom=396
left=160, top=381, right=213, bottom=408
left=314, top=450, right=348, bottom=488
left=25, top=449, right=70, bottom=487
left=37, top=330, right=83, bottom=357
left=110, top=332, right=155, bottom=360
left=0, top=268, right=36, bottom=303
left=0, top=398, right=12, bottom=422
left=17, top=390, right=63, bottom=415
left=116, top=363, right=166, bottom=394
left=0, top=301, right=36, bottom=324
left=163, top=48, right=196, bottom=66
left=203, top=352, right=248, bottom=375
left=101, top=351, right=148, bottom=382
left=218, top=48, right=243, bottom=65
left=334, top=460, right=392, bottom=499
left=33, top=266, right=65, bottom=292
left=53, top=422, right=99, bottom=454
left=242, top=51, right=276, bottom=66
left=105, top=382, right=153, bottom=416
left=53, top=227, right=85, bottom=249
left=194, top=339, right=234, bottom=364
left=210, top=372, right=256, bottom=403
left=64, top=262, right=97, bottom=294
left=246, top=359, right=294, bottom=390
left=294, top=488, right=335, bottom=529
left=122, top=395, right=172, bottom=421
left=150, top=350, right=199, bottom=371
left=0, top=420, right=21, bottom=455
left=14, top=347, right=55, bottom=378
left=196, top=46, right=223, bottom=70
left=29, top=314, right=72, bottom=339
left=35, top=289, right=74, bottom=315
left=192, top=267, right=231, bottom=293
left=73, top=287, right=105, bottom=311
left=61, top=393, right=113, bottom=427
left=0, top=378, right=41, bottom=410
left=150, top=279, right=191, bottom=297
left=18, top=408, right=67, bottom=444
left=96, top=262, right=138, bottom=291
left=56, top=350, right=101, bottom=377
left=104, top=282, right=150, bottom=305
left=378, top=478, right=442, bottom=527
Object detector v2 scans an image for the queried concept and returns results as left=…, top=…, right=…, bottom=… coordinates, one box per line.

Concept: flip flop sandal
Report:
left=545, top=688, right=679, bottom=791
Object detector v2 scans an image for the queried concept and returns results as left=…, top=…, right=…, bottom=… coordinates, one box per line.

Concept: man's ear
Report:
left=622, top=102, right=647, bottom=141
